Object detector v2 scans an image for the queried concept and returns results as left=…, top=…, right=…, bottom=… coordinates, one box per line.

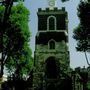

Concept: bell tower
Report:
left=33, top=2, right=71, bottom=90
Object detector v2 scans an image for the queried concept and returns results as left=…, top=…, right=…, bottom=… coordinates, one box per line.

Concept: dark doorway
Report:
left=46, top=83, right=56, bottom=90
left=45, top=57, right=58, bottom=79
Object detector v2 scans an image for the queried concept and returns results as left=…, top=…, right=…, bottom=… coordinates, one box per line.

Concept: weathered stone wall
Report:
left=35, top=40, right=69, bottom=70
left=33, top=40, right=70, bottom=89
left=33, top=7, right=70, bottom=90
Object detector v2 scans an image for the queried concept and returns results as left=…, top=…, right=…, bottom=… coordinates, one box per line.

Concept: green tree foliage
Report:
left=0, top=0, right=26, bottom=78
left=73, top=0, right=90, bottom=65
left=0, top=3, right=33, bottom=79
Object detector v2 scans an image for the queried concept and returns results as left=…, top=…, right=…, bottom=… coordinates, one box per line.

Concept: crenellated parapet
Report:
left=38, top=7, right=67, bottom=14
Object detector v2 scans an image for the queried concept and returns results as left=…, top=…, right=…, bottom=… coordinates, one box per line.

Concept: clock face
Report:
left=49, top=0, right=55, bottom=7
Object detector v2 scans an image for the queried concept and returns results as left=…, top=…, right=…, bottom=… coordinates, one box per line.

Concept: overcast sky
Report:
left=24, top=0, right=89, bottom=69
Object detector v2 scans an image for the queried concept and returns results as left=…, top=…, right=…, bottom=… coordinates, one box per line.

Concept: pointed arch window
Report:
left=47, top=16, right=56, bottom=30
left=49, top=40, right=55, bottom=49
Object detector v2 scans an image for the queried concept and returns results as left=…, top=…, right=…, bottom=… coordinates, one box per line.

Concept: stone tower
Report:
left=33, top=7, right=71, bottom=90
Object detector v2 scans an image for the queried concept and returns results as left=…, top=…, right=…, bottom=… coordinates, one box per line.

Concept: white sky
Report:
left=24, top=0, right=89, bottom=69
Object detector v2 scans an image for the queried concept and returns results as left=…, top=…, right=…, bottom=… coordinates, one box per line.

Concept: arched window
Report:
left=49, top=40, right=55, bottom=49
left=47, top=16, right=56, bottom=30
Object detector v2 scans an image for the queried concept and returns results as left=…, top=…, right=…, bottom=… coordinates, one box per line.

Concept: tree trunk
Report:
left=84, top=51, right=90, bottom=66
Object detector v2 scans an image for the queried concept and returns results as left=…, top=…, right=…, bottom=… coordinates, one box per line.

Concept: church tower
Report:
left=33, top=1, right=71, bottom=90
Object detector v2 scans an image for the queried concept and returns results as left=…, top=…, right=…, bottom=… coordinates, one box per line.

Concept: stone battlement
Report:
left=38, top=7, right=66, bottom=12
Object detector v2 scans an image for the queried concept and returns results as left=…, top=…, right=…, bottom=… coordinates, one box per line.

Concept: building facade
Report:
left=33, top=7, right=72, bottom=90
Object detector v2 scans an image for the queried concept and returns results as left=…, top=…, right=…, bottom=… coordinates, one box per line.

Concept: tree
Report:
left=6, top=43, right=33, bottom=79
left=7, top=3, right=32, bottom=78
left=0, top=0, right=26, bottom=78
left=0, top=2, right=33, bottom=80
left=73, top=0, right=90, bottom=66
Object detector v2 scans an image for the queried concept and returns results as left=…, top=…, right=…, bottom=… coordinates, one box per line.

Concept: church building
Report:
left=33, top=1, right=84, bottom=90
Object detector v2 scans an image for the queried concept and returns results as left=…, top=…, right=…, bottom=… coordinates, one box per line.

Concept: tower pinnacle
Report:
left=48, top=0, right=56, bottom=9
